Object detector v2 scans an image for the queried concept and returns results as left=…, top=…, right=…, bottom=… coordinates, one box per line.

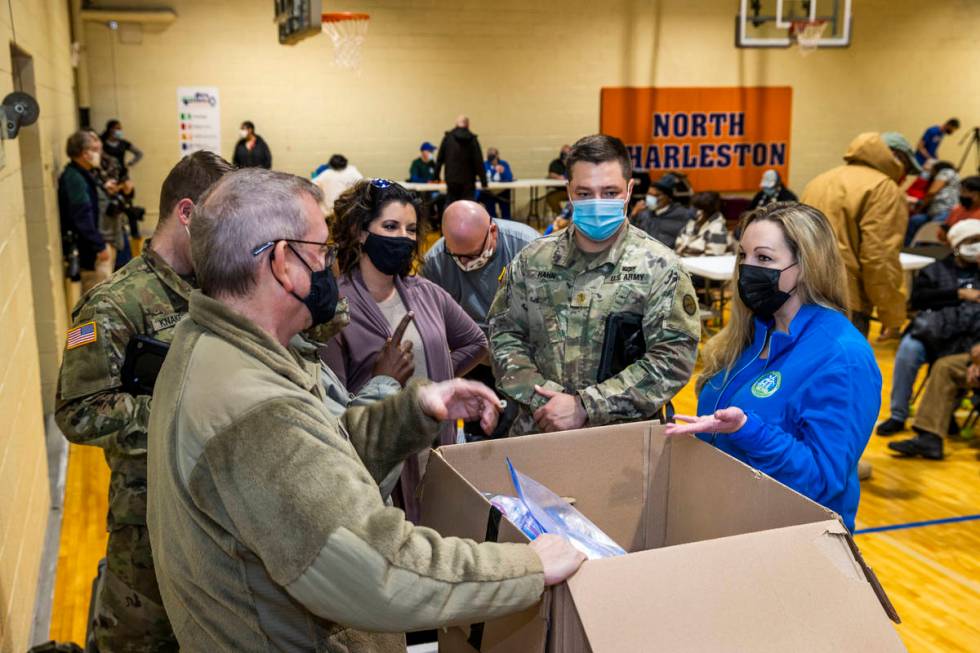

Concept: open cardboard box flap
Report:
left=559, top=520, right=903, bottom=652
left=420, top=421, right=903, bottom=652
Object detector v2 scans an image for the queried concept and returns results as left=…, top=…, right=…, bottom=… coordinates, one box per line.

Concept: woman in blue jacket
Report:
left=666, top=202, right=880, bottom=531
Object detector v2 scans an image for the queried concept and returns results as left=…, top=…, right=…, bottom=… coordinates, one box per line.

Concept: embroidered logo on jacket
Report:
left=751, top=371, right=782, bottom=398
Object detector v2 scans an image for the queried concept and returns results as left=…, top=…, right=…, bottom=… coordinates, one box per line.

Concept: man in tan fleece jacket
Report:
left=146, top=168, right=584, bottom=652
left=800, top=131, right=920, bottom=338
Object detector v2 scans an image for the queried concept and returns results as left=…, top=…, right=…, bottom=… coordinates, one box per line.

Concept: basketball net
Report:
left=322, top=13, right=370, bottom=71
left=791, top=20, right=828, bottom=56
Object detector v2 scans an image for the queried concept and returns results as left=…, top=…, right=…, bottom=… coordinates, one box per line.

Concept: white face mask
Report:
left=85, top=151, right=101, bottom=168
left=958, top=242, right=980, bottom=259
left=645, top=194, right=657, bottom=208
left=453, top=245, right=495, bottom=272
left=239, top=129, right=249, bottom=139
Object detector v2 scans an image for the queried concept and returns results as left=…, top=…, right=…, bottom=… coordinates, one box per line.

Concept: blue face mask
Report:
left=571, top=199, right=627, bottom=242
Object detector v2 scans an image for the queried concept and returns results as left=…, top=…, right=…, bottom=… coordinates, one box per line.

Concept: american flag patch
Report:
left=66, top=322, right=98, bottom=349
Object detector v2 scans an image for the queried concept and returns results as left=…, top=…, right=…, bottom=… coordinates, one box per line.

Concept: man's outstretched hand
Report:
left=418, top=379, right=504, bottom=434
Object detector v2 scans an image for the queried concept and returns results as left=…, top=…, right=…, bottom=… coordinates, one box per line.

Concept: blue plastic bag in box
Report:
left=503, top=458, right=626, bottom=560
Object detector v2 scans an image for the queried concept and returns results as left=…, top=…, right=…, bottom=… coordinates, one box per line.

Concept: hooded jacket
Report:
left=436, top=127, right=487, bottom=186
left=800, top=133, right=909, bottom=328
left=147, top=291, right=543, bottom=652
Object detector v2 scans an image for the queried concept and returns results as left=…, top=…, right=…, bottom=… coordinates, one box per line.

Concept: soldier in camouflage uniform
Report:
left=488, top=135, right=700, bottom=436
left=56, top=151, right=234, bottom=652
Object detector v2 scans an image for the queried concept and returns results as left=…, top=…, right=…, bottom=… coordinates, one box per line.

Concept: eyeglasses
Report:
left=370, top=178, right=394, bottom=189
left=252, top=239, right=336, bottom=269
left=445, top=226, right=492, bottom=262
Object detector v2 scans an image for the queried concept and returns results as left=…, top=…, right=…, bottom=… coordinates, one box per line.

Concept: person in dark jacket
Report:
left=99, top=119, right=144, bottom=249
left=632, top=172, right=693, bottom=248
left=749, top=169, right=797, bottom=209
left=59, top=130, right=111, bottom=293
left=876, top=218, right=980, bottom=437
left=232, top=120, right=272, bottom=169
left=436, top=116, right=487, bottom=205
left=100, top=119, right=143, bottom=182
left=408, top=141, right=444, bottom=226
left=408, top=141, right=438, bottom=182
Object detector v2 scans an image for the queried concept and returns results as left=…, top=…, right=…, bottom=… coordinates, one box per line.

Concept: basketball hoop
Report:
left=321, top=12, right=370, bottom=71
left=791, top=19, right=828, bottom=55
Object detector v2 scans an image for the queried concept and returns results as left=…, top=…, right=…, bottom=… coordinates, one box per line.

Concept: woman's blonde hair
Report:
left=697, top=202, right=848, bottom=393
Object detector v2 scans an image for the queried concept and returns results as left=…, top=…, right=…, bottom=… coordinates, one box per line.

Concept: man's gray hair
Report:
left=66, top=130, right=98, bottom=158
left=191, top=168, right=324, bottom=298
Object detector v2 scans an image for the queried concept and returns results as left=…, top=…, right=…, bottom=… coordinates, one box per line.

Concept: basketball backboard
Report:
left=736, top=0, right=852, bottom=49
left=275, top=0, right=323, bottom=45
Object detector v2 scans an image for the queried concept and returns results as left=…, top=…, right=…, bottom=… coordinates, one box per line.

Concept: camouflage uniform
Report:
left=56, top=244, right=190, bottom=652
left=488, top=224, right=700, bottom=436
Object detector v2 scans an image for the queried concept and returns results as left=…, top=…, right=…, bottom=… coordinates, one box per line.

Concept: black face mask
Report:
left=960, top=196, right=975, bottom=209
left=280, top=244, right=339, bottom=326
left=362, top=232, right=416, bottom=276
left=738, top=263, right=797, bottom=320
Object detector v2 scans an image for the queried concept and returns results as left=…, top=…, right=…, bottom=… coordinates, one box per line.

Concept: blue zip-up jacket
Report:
left=696, top=304, right=881, bottom=531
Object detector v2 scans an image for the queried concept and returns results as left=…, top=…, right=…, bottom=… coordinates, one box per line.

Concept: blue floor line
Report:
left=854, top=513, right=980, bottom=535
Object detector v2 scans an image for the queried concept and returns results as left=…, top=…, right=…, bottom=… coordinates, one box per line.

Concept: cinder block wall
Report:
left=83, top=0, right=980, bottom=233
left=0, top=0, right=75, bottom=650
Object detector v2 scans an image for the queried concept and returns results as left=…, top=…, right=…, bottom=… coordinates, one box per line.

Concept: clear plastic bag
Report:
left=486, top=494, right=544, bottom=540
left=487, top=459, right=626, bottom=560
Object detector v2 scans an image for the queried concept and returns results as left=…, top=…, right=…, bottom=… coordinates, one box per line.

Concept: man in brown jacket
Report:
left=801, top=132, right=921, bottom=337
left=146, top=168, right=585, bottom=652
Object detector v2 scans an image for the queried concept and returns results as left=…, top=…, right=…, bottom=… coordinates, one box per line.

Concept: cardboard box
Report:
left=419, top=422, right=904, bottom=652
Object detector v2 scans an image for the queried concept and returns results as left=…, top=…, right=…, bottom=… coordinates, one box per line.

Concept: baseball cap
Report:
left=760, top=169, right=779, bottom=190
left=652, top=173, right=681, bottom=198
left=880, top=132, right=923, bottom=175
left=420, top=141, right=437, bottom=152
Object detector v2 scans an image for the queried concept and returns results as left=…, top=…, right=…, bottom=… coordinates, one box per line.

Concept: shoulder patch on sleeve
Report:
left=663, top=272, right=701, bottom=341
left=66, top=321, right=98, bottom=349
left=683, top=294, right=698, bottom=317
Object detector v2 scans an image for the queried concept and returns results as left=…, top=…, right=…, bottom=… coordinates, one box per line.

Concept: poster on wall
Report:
left=176, top=86, right=221, bottom=158
left=600, top=87, right=792, bottom=193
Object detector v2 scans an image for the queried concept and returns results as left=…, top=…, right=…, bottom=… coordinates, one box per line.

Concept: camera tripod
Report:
left=956, top=126, right=980, bottom=174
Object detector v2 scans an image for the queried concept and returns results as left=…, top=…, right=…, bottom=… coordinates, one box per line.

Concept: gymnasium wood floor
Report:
left=48, top=293, right=980, bottom=651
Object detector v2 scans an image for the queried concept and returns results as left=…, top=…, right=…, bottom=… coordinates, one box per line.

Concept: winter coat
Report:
left=436, top=127, right=487, bottom=186
left=232, top=135, right=273, bottom=169
left=800, top=133, right=909, bottom=328
left=634, top=202, right=694, bottom=249
left=906, top=255, right=980, bottom=359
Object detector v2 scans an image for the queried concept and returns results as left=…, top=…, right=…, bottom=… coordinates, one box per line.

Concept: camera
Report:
left=105, top=192, right=146, bottom=224
left=62, top=231, right=81, bottom=281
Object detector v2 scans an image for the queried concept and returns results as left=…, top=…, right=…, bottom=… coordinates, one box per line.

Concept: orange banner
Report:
left=600, top=87, right=793, bottom=193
